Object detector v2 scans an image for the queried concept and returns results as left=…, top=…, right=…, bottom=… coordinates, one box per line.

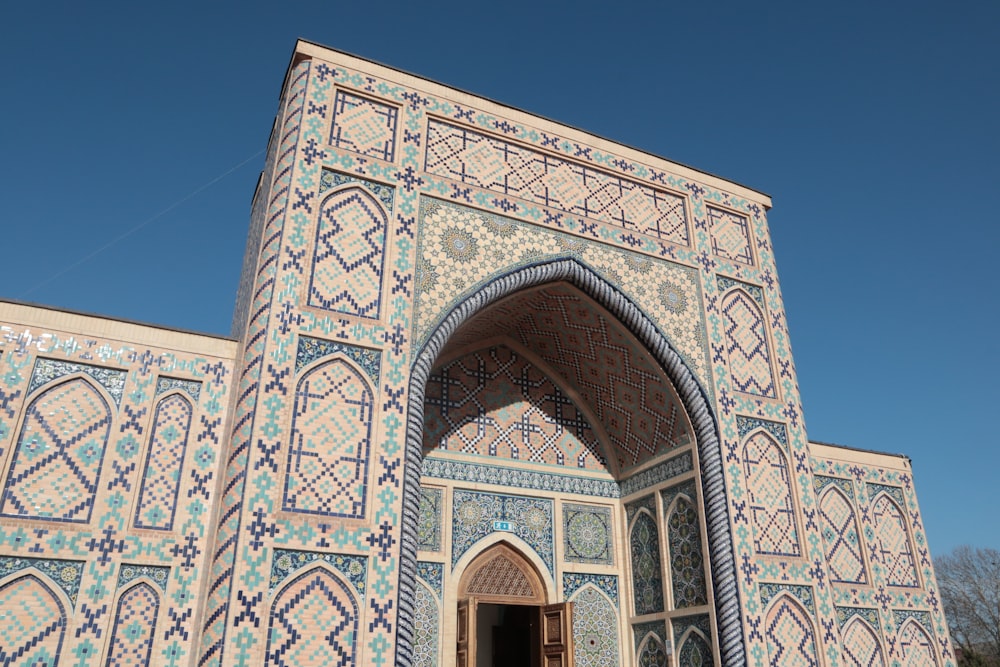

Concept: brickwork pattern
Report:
left=742, top=430, right=800, bottom=556
left=134, top=394, right=192, bottom=530
left=105, top=583, right=160, bottom=667
left=0, top=574, right=67, bottom=666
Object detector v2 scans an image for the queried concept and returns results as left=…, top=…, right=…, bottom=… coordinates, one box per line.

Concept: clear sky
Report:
left=2, top=1, right=997, bottom=557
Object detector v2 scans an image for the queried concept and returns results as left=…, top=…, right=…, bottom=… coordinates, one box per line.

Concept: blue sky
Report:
left=2, top=1, right=997, bottom=556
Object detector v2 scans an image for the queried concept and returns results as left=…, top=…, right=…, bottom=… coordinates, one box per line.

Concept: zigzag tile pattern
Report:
left=1, top=378, right=111, bottom=523
left=842, top=618, right=886, bottom=667
left=264, top=569, right=358, bottom=667
left=872, top=495, right=918, bottom=587
left=0, top=575, right=66, bottom=667
left=898, top=620, right=937, bottom=667
left=283, top=359, right=374, bottom=518
left=743, top=431, right=800, bottom=556
left=708, top=206, right=753, bottom=265
left=330, top=91, right=398, bottom=162
left=308, top=186, right=387, bottom=319
left=105, top=583, right=159, bottom=667
left=424, top=345, right=605, bottom=469
left=765, top=596, right=820, bottom=666
left=722, top=288, right=776, bottom=397
left=424, top=120, right=689, bottom=245
left=134, top=394, right=193, bottom=530
left=819, top=487, right=867, bottom=584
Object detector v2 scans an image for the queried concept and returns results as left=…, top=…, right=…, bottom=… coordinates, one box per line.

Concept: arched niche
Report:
left=457, top=541, right=547, bottom=606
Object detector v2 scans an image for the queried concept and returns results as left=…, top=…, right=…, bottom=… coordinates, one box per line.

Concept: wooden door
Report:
left=539, top=602, right=573, bottom=667
left=456, top=597, right=477, bottom=667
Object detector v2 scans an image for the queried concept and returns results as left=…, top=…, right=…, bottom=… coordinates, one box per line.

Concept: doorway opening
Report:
left=477, top=603, right=538, bottom=667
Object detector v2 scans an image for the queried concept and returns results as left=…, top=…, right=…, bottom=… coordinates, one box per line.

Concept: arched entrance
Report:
left=397, top=259, right=741, bottom=667
left=454, top=543, right=571, bottom=667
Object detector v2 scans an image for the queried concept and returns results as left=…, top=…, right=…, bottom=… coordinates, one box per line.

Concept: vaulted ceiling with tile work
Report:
left=432, top=283, right=694, bottom=475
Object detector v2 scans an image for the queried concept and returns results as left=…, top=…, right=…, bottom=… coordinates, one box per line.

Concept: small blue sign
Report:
left=492, top=520, right=513, bottom=532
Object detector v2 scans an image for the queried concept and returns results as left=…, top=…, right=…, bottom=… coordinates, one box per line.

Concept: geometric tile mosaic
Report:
left=134, top=393, right=192, bottom=530
left=269, top=549, right=367, bottom=598
left=759, top=583, right=815, bottom=614
left=417, top=487, right=443, bottom=552
left=414, top=199, right=709, bottom=385
left=742, top=430, right=801, bottom=556
left=708, top=205, right=753, bottom=265
left=563, top=503, right=613, bottom=565
left=1, top=377, right=112, bottom=523
left=282, top=359, right=374, bottom=518
left=424, top=345, right=605, bottom=469
left=438, top=284, right=694, bottom=474
left=0, top=574, right=67, bottom=667
left=420, top=456, right=619, bottom=498
left=308, top=186, right=387, bottom=320
left=412, top=578, right=439, bottom=667
left=763, top=593, right=820, bottom=667
left=0, top=556, right=84, bottom=606
left=627, top=498, right=664, bottom=615
left=424, top=120, right=689, bottom=246
left=720, top=280, right=776, bottom=398
left=817, top=483, right=867, bottom=584
left=296, top=335, right=382, bottom=382
left=662, top=481, right=707, bottom=608
left=105, top=582, right=159, bottom=667
left=451, top=490, right=553, bottom=574
left=28, top=357, right=126, bottom=406
left=330, top=91, right=398, bottom=162
left=155, top=376, right=201, bottom=400
left=619, top=451, right=693, bottom=498
left=841, top=617, right=886, bottom=667
left=896, top=619, right=937, bottom=667
left=872, top=494, right=918, bottom=587
left=264, top=568, right=359, bottom=667
left=571, top=585, right=620, bottom=667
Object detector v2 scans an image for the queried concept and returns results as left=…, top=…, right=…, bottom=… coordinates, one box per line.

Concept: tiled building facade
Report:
left=0, top=41, right=953, bottom=666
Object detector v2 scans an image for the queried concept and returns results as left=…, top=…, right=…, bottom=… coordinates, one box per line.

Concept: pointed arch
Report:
left=818, top=486, right=866, bottom=584
left=282, top=357, right=374, bottom=518
left=1, top=376, right=112, bottom=523
left=411, top=578, right=439, bottom=667
left=841, top=617, right=885, bottom=667
left=134, top=392, right=193, bottom=530
left=676, top=627, right=713, bottom=666
left=628, top=505, right=665, bottom=616
left=897, top=619, right=937, bottom=667
left=398, top=258, right=744, bottom=665
left=742, top=430, right=800, bottom=556
left=569, top=584, right=619, bottom=667
left=457, top=541, right=547, bottom=605
left=105, top=582, right=160, bottom=666
left=636, top=632, right=668, bottom=667
left=264, top=566, right=359, bottom=667
left=0, top=573, right=67, bottom=666
left=764, top=594, right=820, bottom=666
left=308, top=185, right=388, bottom=319
left=871, top=494, right=918, bottom=587
left=721, top=287, right=776, bottom=397
left=666, top=493, right=708, bottom=608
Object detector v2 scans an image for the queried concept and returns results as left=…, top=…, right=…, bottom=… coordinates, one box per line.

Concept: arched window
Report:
left=764, top=595, right=819, bottom=666
left=721, top=288, right=776, bottom=397
left=842, top=617, right=885, bottom=667
left=105, top=582, right=160, bottom=666
left=134, top=394, right=193, bottom=530
left=0, top=574, right=67, bottom=666
left=264, top=568, right=358, bottom=666
left=282, top=359, right=374, bottom=518
left=819, top=486, right=866, bottom=584
left=308, top=186, right=388, bottom=319
left=872, top=494, right=918, bottom=587
left=1, top=378, right=111, bottom=523
left=742, top=432, right=800, bottom=556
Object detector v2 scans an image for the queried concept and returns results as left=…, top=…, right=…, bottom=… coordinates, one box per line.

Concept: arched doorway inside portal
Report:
left=398, top=259, right=742, bottom=667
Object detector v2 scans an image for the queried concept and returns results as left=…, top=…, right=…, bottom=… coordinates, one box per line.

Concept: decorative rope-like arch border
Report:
left=394, top=257, right=744, bottom=665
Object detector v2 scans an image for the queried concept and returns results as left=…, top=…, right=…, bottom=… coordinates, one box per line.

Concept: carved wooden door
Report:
left=540, top=602, right=573, bottom=667
left=457, top=597, right=477, bottom=667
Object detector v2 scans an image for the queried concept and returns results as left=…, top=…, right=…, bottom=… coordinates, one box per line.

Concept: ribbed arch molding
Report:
left=396, top=257, right=744, bottom=665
